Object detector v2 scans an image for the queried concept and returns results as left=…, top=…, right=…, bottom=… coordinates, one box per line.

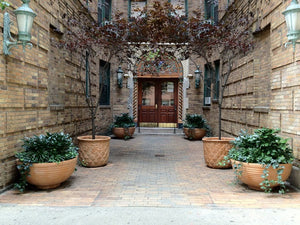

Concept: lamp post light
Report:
left=117, top=66, right=124, bottom=88
left=3, top=0, right=37, bottom=55
left=282, top=0, right=300, bottom=51
left=194, top=66, right=201, bottom=89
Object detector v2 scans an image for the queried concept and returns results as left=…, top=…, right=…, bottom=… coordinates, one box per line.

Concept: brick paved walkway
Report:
left=0, top=135, right=300, bottom=208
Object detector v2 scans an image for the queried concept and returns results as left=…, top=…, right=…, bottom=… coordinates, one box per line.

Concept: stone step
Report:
left=136, top=127, right=184, bottom=135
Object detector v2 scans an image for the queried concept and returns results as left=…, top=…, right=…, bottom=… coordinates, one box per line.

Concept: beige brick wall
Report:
left=195, top=0, right=300, bottom=161
left=0, top=0, right=123, bottom=191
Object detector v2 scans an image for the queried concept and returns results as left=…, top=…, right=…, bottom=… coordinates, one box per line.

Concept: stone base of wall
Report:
left=289, top=166, right=300, bottom=190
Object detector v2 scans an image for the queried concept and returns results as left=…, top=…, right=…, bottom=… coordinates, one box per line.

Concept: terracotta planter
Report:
left=202, top=137, right=235, bottom=169
left=18, top=157, right=77, bottom=189
left=183, top=128, right=206, bottom=140
left=77, top=135, right=110, bottom=167
left=112, top=127, right=135, bottom=139
left=231, top=160, right=292, bottom=191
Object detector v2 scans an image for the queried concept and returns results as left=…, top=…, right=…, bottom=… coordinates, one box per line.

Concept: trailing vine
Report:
left=224, top=128, right=294, bottom=194
left=260, top=165, right=286, bottom=194
left=14, top=162, right=31, bottom=193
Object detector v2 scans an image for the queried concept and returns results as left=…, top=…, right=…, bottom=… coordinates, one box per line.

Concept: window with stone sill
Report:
left=129, top=0, right=147, bottom=18
left=213, top=60, right=220, bottom=101
left=169, top=0, right=188, bottom=18
left=205, top=0, right=218, bottom=24
left=99, top=60, right=110, bottom=106
left=129, top=0, right=188, bottom=18
left=98, top=0, right=112, bottom=25
left=204, top=63, right=211, bottom=106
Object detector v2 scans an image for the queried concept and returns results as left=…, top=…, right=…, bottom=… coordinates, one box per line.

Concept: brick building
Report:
left=0, top=0, right=300, bottom=191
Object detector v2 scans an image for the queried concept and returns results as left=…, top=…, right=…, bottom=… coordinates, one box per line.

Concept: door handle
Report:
left=155, top=104, right=158, bottom=109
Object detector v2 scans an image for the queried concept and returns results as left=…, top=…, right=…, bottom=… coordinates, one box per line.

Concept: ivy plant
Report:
left=224, top=128, right=294, bottom=193
left=15, top=132, right=78, bottom=192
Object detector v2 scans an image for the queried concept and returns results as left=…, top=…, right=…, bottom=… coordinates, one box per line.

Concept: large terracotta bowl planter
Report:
left=183, top=128, right=206, bottom=140
left=77, top=135, right=110, bottom=167
left=231, top=160, right=292, bottom=191
left=19, top=157, right=77, bottom=190
left=112, top=127, right=135, bottom=139
left=202, top=137, right=235, bottom=169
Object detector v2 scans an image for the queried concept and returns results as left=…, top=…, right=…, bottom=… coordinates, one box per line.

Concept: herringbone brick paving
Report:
left=0, top=135, right=299, bottom=208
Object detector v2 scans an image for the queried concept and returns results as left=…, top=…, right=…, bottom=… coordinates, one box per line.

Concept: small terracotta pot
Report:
left=18, top=157, right=77, bottom=190
left=231, top=160, right=292, bottom=191
left=112, top=127, right=135, bottom=139
left=202, top=137, right=235, bottom=169
left=77, top=135, right=110, bottom=167
left=183, top=128, right=206, bottom=140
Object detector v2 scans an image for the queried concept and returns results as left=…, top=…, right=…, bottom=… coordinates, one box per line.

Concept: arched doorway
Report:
left=134, top=54, right=183, bottom=127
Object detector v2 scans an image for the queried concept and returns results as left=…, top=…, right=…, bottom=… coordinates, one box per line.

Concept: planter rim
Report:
left=183, top=127, right=206, bottom=129
left=77, top=135, right=111, bottom=141
left=231, top=159, right=292, bottom=167
left=112, top=127, right=135, bottom=129
left=17, top=156, right=78, bottom=165
left=202, top=137, right=235, bottom=142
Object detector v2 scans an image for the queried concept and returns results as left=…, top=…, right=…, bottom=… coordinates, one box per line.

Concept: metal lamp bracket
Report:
left=3, top=12, right=33, bottom=55
left=284, top=41, right=300, bottom=52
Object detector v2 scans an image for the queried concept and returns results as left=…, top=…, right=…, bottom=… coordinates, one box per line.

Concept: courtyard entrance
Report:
left=135, top=54, right=184, bottom=128
left=138, top=78, right=178, bottom=127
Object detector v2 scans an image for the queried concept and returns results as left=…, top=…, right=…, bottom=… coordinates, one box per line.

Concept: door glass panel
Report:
left=161, top=82, right=174, bottom=106
left=142, top=81, right=155, bottom=106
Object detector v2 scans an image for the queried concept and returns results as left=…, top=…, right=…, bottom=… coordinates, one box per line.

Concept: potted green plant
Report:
left=183, top=114, right=211, bottom=140
left=15, top=132, right=78, bottom=192
left=225, top=128, right=294, bottom=193
left=111, top=113, right=136, bottom=140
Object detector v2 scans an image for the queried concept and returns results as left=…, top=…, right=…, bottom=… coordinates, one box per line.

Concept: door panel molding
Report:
left=138, top=78, right=178, bottom=127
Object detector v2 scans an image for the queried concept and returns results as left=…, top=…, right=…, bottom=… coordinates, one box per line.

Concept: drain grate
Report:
left=155, top=154, right=165, bottom=158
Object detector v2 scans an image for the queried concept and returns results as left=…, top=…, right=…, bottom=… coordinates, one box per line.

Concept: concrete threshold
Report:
left=137, top=127, right=184, bottom=135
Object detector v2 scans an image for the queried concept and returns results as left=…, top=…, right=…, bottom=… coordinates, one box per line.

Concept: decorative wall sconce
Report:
left=282, top=0, right=300, bottom=51
left=3, top=0, right=37, bottom=55
left=194, top=66, right=201, bottom=89
left=117, top=66, right=124, bottom=88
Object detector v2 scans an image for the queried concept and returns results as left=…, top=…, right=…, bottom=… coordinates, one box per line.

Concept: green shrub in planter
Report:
left=111, top=113, right=136, bottom=140
left=224, top=128, right=294, bottom=193
left=183, top=114, right=212, bottom=138
left=111, top=113, right=135, bottom=128
left=15, top=132, right=78, bottom=192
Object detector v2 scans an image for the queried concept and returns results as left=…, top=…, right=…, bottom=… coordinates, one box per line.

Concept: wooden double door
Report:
left=138, top=79, right=178, bottom=127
